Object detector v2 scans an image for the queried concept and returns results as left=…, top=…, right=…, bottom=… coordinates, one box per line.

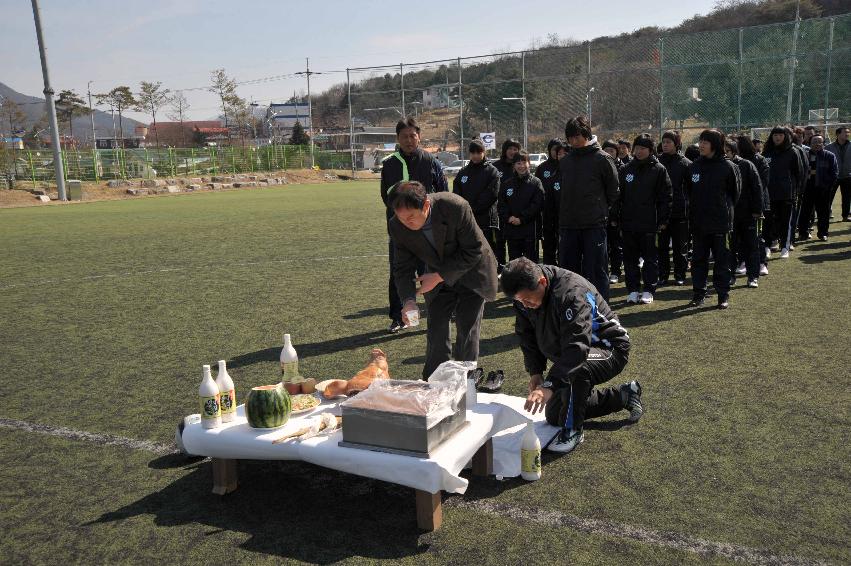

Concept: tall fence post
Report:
left=658, top=37, right=664, bottom=141
left=521, top=51, right=527, bottom=150
left=400, top=62, right=406, bottom=117
left=347, top=68, right=355, bottom=178
left=785, top=14, right=801, bottom=123
left=28, top=150, right=36, bottom=189
left=822, top=17, right=834, bottom=134
left=458, top=57, right=464, bottom=160
left=92, top=149, right=99, bottom=183
left=587, top=41, right=592, bottom=124
left=737, top=28, right=743, bottom=132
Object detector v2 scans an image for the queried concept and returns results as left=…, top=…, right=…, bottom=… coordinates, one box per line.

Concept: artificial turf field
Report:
left=1, top=180, right=849, bottom=565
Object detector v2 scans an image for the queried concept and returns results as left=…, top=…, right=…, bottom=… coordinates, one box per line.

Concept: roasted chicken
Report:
left=322, top=348, right=389, bottom=398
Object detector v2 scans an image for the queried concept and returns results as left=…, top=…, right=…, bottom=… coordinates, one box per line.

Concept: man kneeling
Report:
left=500, top=257, right=643, bottom=454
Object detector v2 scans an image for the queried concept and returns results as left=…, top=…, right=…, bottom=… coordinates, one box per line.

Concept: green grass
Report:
left=1, top=181, right=849, bottom=564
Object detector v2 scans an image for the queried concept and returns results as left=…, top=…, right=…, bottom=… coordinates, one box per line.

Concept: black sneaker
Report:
left=620, top=381, right=644, bottom=422
left=467, top=368, right=485, bottom=388
left=687, top=295, right=705, bottom=307
left=478, top=370, right=505, bottom=392
left=717, top=295, right=730, bottom=309
left=388, top=320, right=405, bottom=334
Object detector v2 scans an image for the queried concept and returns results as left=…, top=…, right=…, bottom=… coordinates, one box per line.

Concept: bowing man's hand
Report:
left=416, top=272, right=444, bottom=295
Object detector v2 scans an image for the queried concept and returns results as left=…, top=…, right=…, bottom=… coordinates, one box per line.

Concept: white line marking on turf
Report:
left=0, top=418, right=176, bottom=455
left=447, top=500, right=830, bottom=566
left=0, top=253, right=389, bottom=290
left=1, top=417, right=832, bottom=566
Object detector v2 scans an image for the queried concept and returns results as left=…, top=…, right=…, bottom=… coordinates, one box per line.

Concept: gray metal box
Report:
left=339, top=381, right=467, bottom=457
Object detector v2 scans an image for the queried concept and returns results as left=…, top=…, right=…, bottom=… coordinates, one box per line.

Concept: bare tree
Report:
left=209, top=69, right=240, bottom=142
left=136, top=81, right=171, bottom=147
left=0, top=98, right=27, bottom=137
left=168, top=91, right=191, bottom=147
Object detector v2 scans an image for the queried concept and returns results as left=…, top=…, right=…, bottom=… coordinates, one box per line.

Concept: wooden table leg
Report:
left=472, top=437, right=493, bottom=477
left=211, top=458, right=238, bottom=495
left=415, top=489, right=442, bottom=531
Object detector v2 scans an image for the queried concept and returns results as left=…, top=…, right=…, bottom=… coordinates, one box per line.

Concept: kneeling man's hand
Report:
left=416, top=272, right=444, bottom=295
left=524, top=386, right=552, bottom=415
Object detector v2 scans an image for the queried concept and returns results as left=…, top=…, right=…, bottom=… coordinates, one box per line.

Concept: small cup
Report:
left=405, top=309, right=420, bottom=326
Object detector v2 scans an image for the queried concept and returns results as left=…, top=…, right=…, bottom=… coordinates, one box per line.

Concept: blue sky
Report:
left=2, top=0, right=717, bottom=121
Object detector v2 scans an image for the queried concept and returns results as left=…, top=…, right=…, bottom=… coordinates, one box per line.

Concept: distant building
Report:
left=145, top=121, right=228, bottom=147
left=266, top=102, right=311, bottom=139
left=2, top=137, right=23, bottom=150
left=422, top=84, right=452, bottom=110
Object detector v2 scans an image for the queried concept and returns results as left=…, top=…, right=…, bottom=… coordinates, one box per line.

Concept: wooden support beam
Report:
left=415, top=489, right=442, bottom=531
left=211, top=458, right=238, bottom=495
left=472, top=437, right=493, bottom=477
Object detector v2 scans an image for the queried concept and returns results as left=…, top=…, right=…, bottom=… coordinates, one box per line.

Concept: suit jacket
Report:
left=389, top=192, right=498, bottom=303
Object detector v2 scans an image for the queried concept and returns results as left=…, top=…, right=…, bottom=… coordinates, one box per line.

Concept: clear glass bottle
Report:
left=199, top=364, right=221, bottom=429
left=215, top=360, right=236, bottom=423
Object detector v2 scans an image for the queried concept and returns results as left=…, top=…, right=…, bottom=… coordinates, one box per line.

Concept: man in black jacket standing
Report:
left=725, top=140, right=764, bottom=288
left=658, top=130, right=691, bottom=286
left=453, top=139, right=501, bottom=257
left=499, top=151, right=545, bottom=261
left=535, top=138, right=568, bottom=265
left=602, top=139, right=625, bottom=284
left=380, top=118, right=448, bottom=334
left=501, top=257, right=641, bottom=455
left=558, top=116, right=620, bottom=301
left=613, top=134, right=672, bottom=305
left=687, top=129, right=741, bottom=309
left=389, top=182, right=498, bottom=380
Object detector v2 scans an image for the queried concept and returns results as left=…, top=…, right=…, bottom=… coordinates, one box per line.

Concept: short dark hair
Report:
left=736, top=136, right=758, bottom=160
left=684, top=144, right=700, bottom=161
left=632, top=133, right=655, bottom=154
left=724, top=139, right=738, bottom=156
left=564, top=116, right=592, bottom=140
left=388, top=180, right=427, bottom=211
left=469, top=139, right=485, bottom=153
left=662, top=130, right=682, bottom=150
left=512, top=150, right=530, bottom=163
left=395, top=118, right=420, bottom=136
left=617, top=139, right=631, bottom=148
left=602, top=139, right=618, bottom=152
left=500, top=257, right=543, bottom=298
left=835, top=126, right=849, bottom=136
left=698, top=129, right=724, bottom=156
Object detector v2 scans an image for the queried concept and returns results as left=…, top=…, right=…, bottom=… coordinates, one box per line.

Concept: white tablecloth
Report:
left=181, top=393, right=536, bottom=494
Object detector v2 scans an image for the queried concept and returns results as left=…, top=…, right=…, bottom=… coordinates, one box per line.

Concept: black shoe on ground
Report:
left=467, top=368, right=485, bottom=388
left=818, top=235, right=828, bottom=242
left=388, top=320, right=405, bottom=334
left=688, top=295, right=706, bottom=307
left=620, top=380, right=644, bottom=422
left=717, top=295, right=729, bottom=309
left=478, top=370, right=505, bottom=392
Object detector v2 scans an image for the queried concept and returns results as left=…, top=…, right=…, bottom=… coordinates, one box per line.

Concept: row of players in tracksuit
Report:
left=453, top=126, right=843, bottom=307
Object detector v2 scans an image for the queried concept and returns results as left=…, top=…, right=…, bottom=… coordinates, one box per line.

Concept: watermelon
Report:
left=245, top=384, right=292, bottom=429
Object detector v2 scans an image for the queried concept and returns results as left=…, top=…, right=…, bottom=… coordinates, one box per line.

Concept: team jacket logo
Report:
left=461, top=175, right=468, bottom=183
left=692, top=173, right=700, bottom=183
left=506, top=188, right=514, bottom=196
left=543, top=170, right=551, bottom=178
left=626, top=173, right=634, bottom=183
left=565, top=308, right=574, bottom=321
left=553, top=182, right=560, bottom=191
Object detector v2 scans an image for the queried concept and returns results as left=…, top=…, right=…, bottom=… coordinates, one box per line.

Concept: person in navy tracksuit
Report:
left=498, top=151, right=545, bottom=262
left=536, top=138, right=568, bottom=265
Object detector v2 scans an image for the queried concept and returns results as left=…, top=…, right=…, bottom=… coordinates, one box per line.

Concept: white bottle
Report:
left=215, top=360, right=236, bottom=423
left=520, top=422, right=542, bottom=481
left=280, top=333, right=299, bottom=382
left=199, top=364, right=221, bottom=429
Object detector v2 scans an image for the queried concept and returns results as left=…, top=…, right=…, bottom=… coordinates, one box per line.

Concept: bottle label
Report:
left=281, top=360, right=299, bottom=380
left=220, top=389, right=235, bottom=415
left=521, top=448, right=541, bottom=474
left=200, top=394, right=221, bottom=419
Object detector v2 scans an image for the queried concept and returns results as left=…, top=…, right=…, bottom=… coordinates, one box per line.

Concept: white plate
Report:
left=315, top=379, right=347, bottom=399
left=290, top=393, right=322, bottom=414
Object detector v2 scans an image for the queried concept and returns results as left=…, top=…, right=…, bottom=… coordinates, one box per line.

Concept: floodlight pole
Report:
left=295, top=58, right=316, bottom=169
left=31, top=0, right=66, bottom=200
left=87, top=81, right=96, bottom=147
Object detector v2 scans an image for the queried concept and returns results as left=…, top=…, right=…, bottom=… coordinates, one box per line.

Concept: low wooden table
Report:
left=211, top=437, right=493, bottom=531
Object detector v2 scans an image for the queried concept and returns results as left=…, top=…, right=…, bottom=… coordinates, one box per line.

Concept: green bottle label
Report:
left=281, top=360, right=299, bottom=380
left=200, top=394, right=220, bottom=419
left=521, top=448, right=541, bottom=474
left=220, top=389, right=235, bottom=415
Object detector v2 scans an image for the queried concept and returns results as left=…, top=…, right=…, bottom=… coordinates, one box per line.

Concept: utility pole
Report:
left=294, top=58, right=317, bottom=168
left=87, top=80, right=96, bottom=147
left=30, top=0, right=66, bottom=200
left=785, top=0, right=801, bottom=124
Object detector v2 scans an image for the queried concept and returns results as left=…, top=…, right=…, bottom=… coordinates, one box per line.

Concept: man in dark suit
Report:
left=388, top=181, right=499, bottom=380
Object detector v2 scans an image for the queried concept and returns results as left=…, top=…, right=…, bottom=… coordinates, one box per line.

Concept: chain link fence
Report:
left=2, top=13, right=848, bottom=186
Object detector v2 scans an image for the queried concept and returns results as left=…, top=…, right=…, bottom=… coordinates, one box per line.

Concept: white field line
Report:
left=0, top=416, right=833, bottom=566
left=0, top=253, right=389, bottom=290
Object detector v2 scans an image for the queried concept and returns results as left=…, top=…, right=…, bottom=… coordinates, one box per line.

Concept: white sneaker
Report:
left=627, top=292, right=640, bottom=304
left=789, top=244, right=795, bottom=251
left=764, top=247, right=772, bottom=259
left=747, top=279, right=759, bottom=288
left=546, top=428, right=584, bottom=454
left=639, top=291, right=653, bottom=304
left=780, top=248, right=790, bottom=259
left=638, top=258, right=644, bottom=269
left=735, top=262, right=746, bottom=275
left=609, top=274, right=619, bottom=284
left=759, top=264, right=769, bottom=276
